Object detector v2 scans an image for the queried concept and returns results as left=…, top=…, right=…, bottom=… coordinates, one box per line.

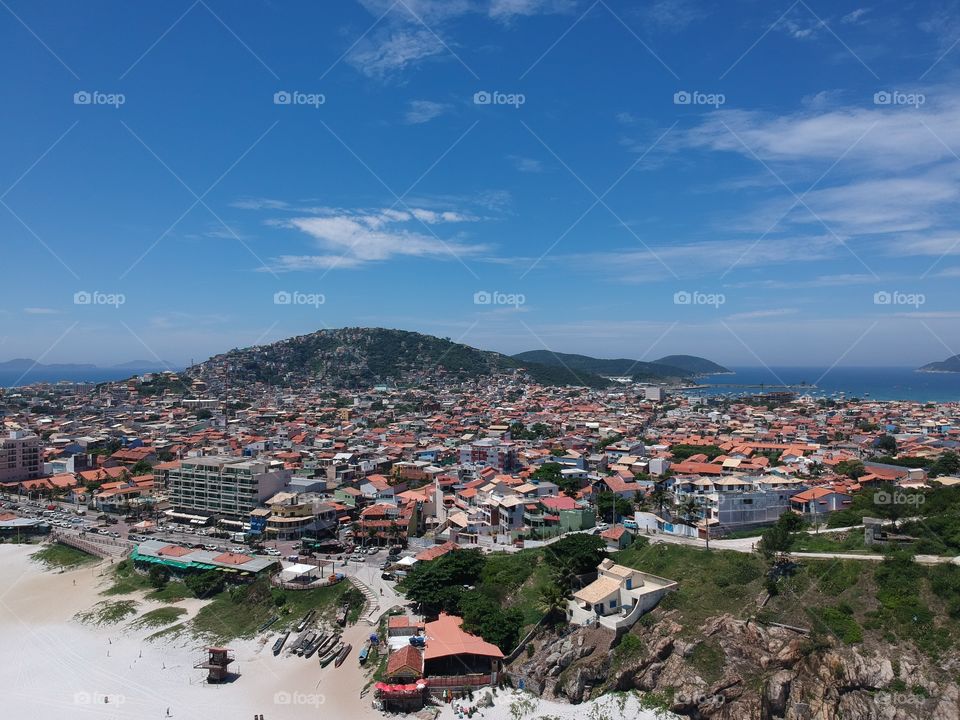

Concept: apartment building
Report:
left=458, top=438, right=517, bottom=471
left=0, top=431, right=42, bottom=483
left=168, top=456, right=289, bottom=518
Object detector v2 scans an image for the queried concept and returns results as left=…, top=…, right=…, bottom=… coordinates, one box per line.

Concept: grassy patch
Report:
left=32, top=543, right=97, bottom=569
left=131, top=607, right=187, bottom=628
left=147, top=622, right=187, bottom=642
left=614, top=544, right=766, bottom=634
left=688, top=638, right=725, bottom=683
left=808, top=605, right=863, bottom=644
left=147, top=581, right=190, bottom=602
left=791, top=531, right=871, bottom=553
left=77, top=600, right=139, bottom=625
left=191, top=578, right=350, bottom=643
left=102, top=559, right=153, bottom=595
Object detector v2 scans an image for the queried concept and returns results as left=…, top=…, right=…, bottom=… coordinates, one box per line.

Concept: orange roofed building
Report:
left=422, top=613, right=503, bottom=685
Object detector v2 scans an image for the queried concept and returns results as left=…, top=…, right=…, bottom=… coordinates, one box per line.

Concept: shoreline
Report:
left=0, top=544, right=677, bottom=720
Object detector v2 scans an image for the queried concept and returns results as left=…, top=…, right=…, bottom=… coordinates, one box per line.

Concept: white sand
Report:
left=434, top=688, right=675, bottom=720
left=0, top=545, right=380, bottom=720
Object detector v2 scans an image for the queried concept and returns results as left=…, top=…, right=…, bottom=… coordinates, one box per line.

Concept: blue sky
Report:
left=2, top=0, right=960, bottom=368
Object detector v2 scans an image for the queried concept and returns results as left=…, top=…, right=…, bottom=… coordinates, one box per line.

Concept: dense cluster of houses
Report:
left=1, top=372, right=958, bottom=550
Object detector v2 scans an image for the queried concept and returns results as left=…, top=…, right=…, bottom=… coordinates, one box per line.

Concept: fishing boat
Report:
left=319, top=641, right=343, bottom=667
left=271, top=630, right=290, bottom=656
left=315, top=633, right=339, bottom=659
left=334, top=643, right=352, bottom=668
left=295, top=609, right=316, bottom=633
left=259, top=615, right=279, bottom=633
left=335, top=604, right=348, bottom=626
left=358, top=643, right=369, bottom=665
left=288, top=629, right=310, bottom=655
left=295, top=632, right=316, bottom=656
left=304, top=633, right=327, bottom=659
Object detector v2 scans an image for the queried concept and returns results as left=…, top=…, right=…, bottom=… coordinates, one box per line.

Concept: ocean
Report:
left=0, top=367, right=141, bottom=388
left=687, top=367, right=960, bottom=403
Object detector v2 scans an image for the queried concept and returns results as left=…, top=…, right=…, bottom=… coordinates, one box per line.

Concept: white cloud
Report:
left=404, top=100, right=451, bottom=124
left=508, top=155, right=544, bottom=172
left=842, top=8, right=871, bottom=24
left=725, top=308, right=798, bottom=321
left=488, top=0, right=577, bottom=21
left=266, top=207, right=487, bottom=271
left=23, top=307, right=59, bottom=315
left=347, top=29, right=447, bottom=78
left=639, top=0, right=708, bottom=32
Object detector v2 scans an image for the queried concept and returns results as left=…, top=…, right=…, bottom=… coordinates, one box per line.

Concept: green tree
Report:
left=876, top=435, right=898, bottom=454
left=130, top=460, right=153, bottom=476
left=543, top=534, right=606, bottom=584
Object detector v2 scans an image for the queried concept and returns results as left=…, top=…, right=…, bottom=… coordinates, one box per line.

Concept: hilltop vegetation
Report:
left=189, top=328, right=612, bottom=389
left=512, top=350, right=729, bottom=380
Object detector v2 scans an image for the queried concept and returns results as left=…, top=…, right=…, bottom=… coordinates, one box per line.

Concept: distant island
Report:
left=0, top=358, right=176, bottom=373
left=918, top=355, right=960, bottom=373
left=512, top=350, right=731, bottom=380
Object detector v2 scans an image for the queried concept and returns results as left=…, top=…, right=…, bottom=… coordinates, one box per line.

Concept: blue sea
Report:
left=0, top=368, right=143, bottom=388
left=687, top=367, right=960, bottom=403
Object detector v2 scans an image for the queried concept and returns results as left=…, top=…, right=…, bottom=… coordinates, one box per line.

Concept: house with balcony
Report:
left=568, top=559, right=678, bottom=631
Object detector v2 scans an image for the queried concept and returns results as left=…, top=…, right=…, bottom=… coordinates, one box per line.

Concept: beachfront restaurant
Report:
left=422, top=613, right=503, bottom=691
left=130, top=538, right=278, bottom=580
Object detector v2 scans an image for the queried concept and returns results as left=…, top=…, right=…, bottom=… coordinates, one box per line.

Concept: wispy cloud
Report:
left=404, top=100, right=452, bottom=124
left=23, top=308, right=59, bottom=315
left=508, top=155, right=544, bottom=172
left=725, top=308, right=798, bottom=321
left=265, top=206, right=488, bottom=271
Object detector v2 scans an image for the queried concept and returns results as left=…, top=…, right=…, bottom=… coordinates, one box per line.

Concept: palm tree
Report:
left=650, top=484, right=670, bottom=518
left=536, top=582, right=570, bottom=624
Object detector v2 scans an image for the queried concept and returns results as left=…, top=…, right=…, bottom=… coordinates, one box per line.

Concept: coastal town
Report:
left=1, top=364, right=959, bottom=719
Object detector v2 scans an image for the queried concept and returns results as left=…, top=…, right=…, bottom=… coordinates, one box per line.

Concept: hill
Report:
left=919, top=354, right=960, bottom=373
left=512, top=350, right=729, bottom=380
left=188, top=328, right=613, bottom=389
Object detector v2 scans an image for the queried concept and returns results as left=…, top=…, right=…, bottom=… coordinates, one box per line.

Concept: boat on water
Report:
left=272, top=630, right=290, bottom=656
left=319, top=641, right=343, bottom=667
left=334, top=643, right=352, bottom=668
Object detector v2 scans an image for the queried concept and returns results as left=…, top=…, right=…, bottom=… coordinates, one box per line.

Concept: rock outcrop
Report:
left=507, top=613, right=959, bottom=720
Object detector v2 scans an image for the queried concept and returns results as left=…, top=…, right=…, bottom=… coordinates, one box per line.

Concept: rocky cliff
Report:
left=509, top=613, right=959, bottom=720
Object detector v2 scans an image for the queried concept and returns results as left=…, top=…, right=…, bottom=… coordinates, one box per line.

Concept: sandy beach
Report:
left=434, top=688, right=672, bottom=720
left=0, top=544, right=380, bottom=720
left=0, top=545, right=676, bottom=720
